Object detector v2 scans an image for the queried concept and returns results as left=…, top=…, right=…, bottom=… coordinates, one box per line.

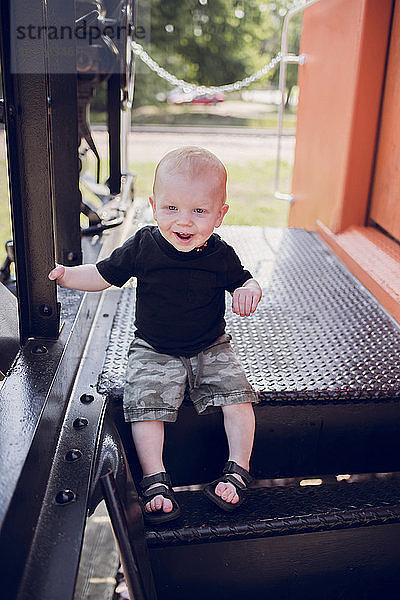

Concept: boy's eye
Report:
left=194, top=208, right=205, bottom=214
left=168, top=205, right=177, bottom=211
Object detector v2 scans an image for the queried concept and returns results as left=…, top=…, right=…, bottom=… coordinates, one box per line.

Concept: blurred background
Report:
left=0, top=0, right=303, bottom=264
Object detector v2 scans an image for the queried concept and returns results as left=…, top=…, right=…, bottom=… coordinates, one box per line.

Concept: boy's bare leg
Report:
left=130, top=420, right=173, bottom=514
left=217, top=402, right=255, bottom=504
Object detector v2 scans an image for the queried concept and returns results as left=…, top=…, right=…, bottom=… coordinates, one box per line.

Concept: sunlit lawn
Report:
left=1, top=97, right=294, bottom=259
left=92, top=101, right=297, bottom=131
left=0, top=154, right=292, bottom=263
left=130, top=157, right=291, bottom=228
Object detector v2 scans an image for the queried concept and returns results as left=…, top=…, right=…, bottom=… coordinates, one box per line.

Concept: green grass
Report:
left=91, top=102, right=297, bottom=131
left=130, top=110, right=295, bottom=130
left=131, top=158, right=291, bottom=228
left=0, top=155, right=291, bottom=264
left=225, top=160, right=291, bottom=227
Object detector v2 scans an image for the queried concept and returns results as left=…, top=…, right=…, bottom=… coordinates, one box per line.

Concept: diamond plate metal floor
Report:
left=146, top=476, right=400, bottom=548
left=98, top=226, right=400, bottom=404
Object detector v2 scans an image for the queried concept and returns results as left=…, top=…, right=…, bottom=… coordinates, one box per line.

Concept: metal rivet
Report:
left=55, top=490, right=75, bottom=505
left=31, top=344, right=48, bottom=355
left=73, top=417, right=88, bottom=429
left=65, top=449, right=82, bottom=462
left=80, top=393, right=94, bottom=404
left=39, top=304, right=53, bottom=316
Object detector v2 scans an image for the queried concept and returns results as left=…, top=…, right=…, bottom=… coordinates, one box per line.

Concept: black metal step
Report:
left=146, top=477, right=400, bottom=548
left=145, top=477, right=400, bottom=600
left=99, top=227, right=400, bottom=404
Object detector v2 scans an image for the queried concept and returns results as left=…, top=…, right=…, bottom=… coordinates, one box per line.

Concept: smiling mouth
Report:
left=174, top=232, right=194, bottom=241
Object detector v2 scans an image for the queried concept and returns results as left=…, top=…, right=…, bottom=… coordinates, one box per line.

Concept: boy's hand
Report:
left=48, top=264, right=66, bottom=283
left=47, top=263, right=110, bottom=291
left=232, top=280, right=262, bottom=316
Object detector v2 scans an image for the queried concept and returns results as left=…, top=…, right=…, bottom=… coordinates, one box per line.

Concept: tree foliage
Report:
left=132, top=0, right=303, bottom=107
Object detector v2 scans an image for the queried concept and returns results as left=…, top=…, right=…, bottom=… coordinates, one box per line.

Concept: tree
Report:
left=132, top=0, right=300, bottom=107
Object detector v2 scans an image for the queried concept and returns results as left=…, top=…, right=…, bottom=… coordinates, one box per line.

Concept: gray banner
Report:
left=9, top=0, right=150, bottom=75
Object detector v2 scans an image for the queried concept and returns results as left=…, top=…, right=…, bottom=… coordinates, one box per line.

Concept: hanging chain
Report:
left=131, top=41, right=282, bottom=95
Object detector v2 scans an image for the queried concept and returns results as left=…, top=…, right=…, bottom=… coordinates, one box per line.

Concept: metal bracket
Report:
left=274, top=0, right=321, bottom=203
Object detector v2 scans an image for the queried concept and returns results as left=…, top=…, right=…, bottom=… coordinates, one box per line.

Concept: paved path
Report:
left=92, top=127, right=296, bottom=165
left=1, top=126, right=295, bottom=165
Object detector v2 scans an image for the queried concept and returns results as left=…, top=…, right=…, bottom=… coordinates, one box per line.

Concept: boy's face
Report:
left=150, top=173, right=229, bottom=252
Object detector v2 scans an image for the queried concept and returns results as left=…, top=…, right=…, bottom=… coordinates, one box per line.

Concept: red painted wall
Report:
left=289, top=0, right=393, bottom=233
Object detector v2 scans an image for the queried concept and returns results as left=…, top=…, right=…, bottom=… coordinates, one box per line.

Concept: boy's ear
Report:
left=215, top=203, right=229, bottom=228
left=149, top=196, right=156, bottom=218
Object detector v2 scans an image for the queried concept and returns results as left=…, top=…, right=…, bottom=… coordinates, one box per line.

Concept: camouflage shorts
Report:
left=123, top=333, right=258, bottom=422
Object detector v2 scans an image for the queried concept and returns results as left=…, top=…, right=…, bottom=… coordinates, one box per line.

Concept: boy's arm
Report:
left=232, top=278, right=262, bottom=317
left=48, top=264, right=111, bottom=292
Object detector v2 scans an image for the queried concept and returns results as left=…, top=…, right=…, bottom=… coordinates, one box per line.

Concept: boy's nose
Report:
left=176, top=211, right=193, bottom=226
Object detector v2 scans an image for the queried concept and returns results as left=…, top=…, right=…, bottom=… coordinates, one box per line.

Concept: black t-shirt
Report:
left=96, top=226, right=252, bottom=356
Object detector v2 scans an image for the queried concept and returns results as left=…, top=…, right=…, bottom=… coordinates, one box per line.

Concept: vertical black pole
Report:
left=0, top=0, right=60, bottom=342
left=107, top=73, right=122, bottom=195
left=101, top=470, right=156, bottom=600
left=46, top=1, right=82, bottom=267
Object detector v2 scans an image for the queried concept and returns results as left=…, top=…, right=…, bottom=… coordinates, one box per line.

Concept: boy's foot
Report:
left=140, top=471, right=181, bottom=524
left=144, top=482, right=173, bottom=514
left=214, top=473, right=245, bottom=505
left=203, top=461, right=253, bottom=511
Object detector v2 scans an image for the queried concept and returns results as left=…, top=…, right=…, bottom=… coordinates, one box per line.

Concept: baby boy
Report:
left=49, top=146, right=262, bottom=523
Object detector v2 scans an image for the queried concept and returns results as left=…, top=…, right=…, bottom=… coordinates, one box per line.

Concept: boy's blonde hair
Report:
left=153, top=146, right=227, bottom=203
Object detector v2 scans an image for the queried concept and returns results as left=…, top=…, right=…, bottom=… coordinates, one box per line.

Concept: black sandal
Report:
left=140, top=472, right=181, bottom=524
left=203, top=461, right=253, bottom=512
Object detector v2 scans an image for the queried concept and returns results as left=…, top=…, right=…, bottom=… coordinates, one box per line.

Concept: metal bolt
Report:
left=80, top=393, right=94, bottom=404
left=31, top=344, right=48, bottom=355
left=55, top=490, right=75, bottom=505
left=65, top=449, right=82, bottom=462
left=73, top=417, right=89, bottom=429
left=39, top=304, right=53, bottom=316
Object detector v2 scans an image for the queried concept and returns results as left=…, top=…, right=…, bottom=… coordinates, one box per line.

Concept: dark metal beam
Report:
left=0, top=0, right=60, bottom=342
left=46, top=2, right=82, bottom=267
left=107, top=0, right=135, bottom=195
left=101, top=471, right=149, bottom=600
left=107, top=73, right=122, bottom=194
left=0, top=288, right=103, bottom=599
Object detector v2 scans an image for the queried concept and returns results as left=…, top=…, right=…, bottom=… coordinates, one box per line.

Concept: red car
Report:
left=167, top=87, right=226, bottom=105
left=190, top=91, right=226, bottom=104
